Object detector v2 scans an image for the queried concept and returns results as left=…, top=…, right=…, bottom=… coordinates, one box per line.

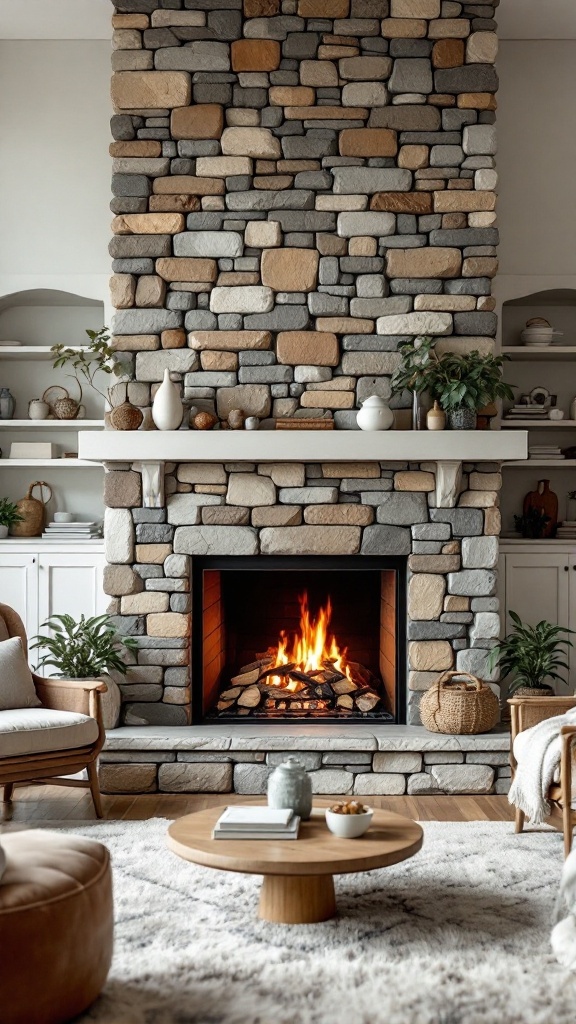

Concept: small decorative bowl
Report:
left=53, top=512, right=73, bottom=522
left=325, top=806, right=373, bottom=839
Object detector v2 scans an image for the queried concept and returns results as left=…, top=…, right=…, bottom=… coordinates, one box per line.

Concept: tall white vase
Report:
left=152, top=369, right=183, bottom=430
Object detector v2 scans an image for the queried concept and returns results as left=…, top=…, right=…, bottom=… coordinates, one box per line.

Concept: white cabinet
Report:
left=499, top=544, right=576, bottom=691
left=0, top=543, right=106, bottom=641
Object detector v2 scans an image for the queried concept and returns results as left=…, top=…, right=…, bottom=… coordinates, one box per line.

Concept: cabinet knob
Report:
left=32, top=558, right=35, bottom=564
left=565, top=566, right=570, bottom=571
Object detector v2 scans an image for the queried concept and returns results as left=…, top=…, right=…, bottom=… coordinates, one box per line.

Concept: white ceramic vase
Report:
left=152, top=369, right=183, bottom=431
left=356, top=395, right=394, bottom=431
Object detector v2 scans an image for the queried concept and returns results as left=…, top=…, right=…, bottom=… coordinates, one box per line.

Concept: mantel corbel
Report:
left=133, top=461, right=165, bottom=508
left=435, top=460, right=462, bottom=509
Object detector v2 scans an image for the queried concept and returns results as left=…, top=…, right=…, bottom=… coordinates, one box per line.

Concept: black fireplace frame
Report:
left=191, top=555, right=407, bottom=726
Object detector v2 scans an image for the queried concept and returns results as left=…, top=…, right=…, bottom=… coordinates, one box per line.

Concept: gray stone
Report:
left=216, top=385, right=271, bottom=419
left=174, top=231, right=243, bottom=258
left=279, top=487, right=338, bottom=504
left=466, top=751, right=509, bottom=766
left=373, top=752, right=422, bottom=773
left=389, top=58, right=433, bottom=95
left=243, top=306, right=310, bottom=331
left=471, top=597, right=499, bottom=612
left=431, top=764, right=494, bottom=794
left=135, top=349, right=198, bottom=380
left=159, top=762, right=233, bottom=792
left=112, top=258, right=154, bottom=275
left=341, top=351, right=401, bottom=375
left=454, top=312, right=498, bottom=337
left=113, top=309, right=181, bottom=336
left=111, top=114, right=136, bottom=141
left=239, top=366, right=293, bottom=384
left=112, top=173, right=151, bottom=198
left=423, top=752, right=464, bottom=764
left=462, top=536, right=499, bottom=569
left=123, top=703, right=188, bottom=726
left=227, top=190, right=314, bottom=212
left=333, top=167, right=412, bottom=194
left=322, top=753, right=372, bottom=766
left=233, top=764, right=271, bottom=795
left=448, top=570, right=497, bottom=597
left=430, top=145, right=464, bottom=166
left=310, top=770, right=354, bottom=795
left=109, top=236, right=172, bottom=259
left=184, top=311, right=218, bottom=331
left=174, top=525, right=258, bottom=556
left=354, top=773, right=405, bottom=795
left=470, top=612, right=500, bottom=642
left=357, top=376, right=392, bottom=404
left=376, top=493, right=429, bottom=526
left=267, top=752, right=322, bottom=770
left=360, top=525, right=411, bottom=555
left=430, top=229, right=499, bottom=248
left=155, top=42, right=230, bottom=72
left=456, top=647, right=499, bottom=681
left=294, top=366, right=332, bottom=384
left=407, top=773, right=440, bottom=795
left=412, top=523, right=451, bottom=541
left=430, top=508, right=483, bottom=537
left=463, top=124, right=497, bottom=156
left=434, top=65, right=499, bottom=95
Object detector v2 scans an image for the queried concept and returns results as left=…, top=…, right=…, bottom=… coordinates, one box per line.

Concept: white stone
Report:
left=173, top=231, right=243, bottom=258
left=245, top=221, right=282, bottom=248
left=167, top=494, right=202, bottom=526
left=407, top=773, right=440, bottom=795
left=210, top=286, right=274, bottom=314
left=105, top=508, right=134, bottom=564
left=311, top=769, right=354, bottom=794
left=135, top=349, right=198, bottom=381
left=461, top=536, right=499, bottom=569
left=227, top=472, right=276, bottom=507
left=430, top=764, right=494, bottom=794
left=164, top=554, right=189, bottom=578
left=470, top=612, right=500, bottom=642
left=173, top=525, right=259, bottom=556
left=377, top=312, right=452, bottom=336
left=373, top=752, right=422, bottom=773
left=354, top=773, right=406, bottom=795
left=195, top=156, right=253, bottom=177
left=337, top=212, right=396, bottom=238
left=463, top=125, right=497, bottom=156
left=448, top=570, right=497, bottom=597
left=475, top=168, right=498, bottom=191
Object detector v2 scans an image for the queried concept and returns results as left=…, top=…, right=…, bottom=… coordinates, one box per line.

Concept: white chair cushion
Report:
left=0, top=708, right=99, bottom=759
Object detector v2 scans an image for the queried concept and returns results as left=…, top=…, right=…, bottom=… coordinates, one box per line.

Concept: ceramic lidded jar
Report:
left=267, top=757, right=312, bottom=820
left=356, top=395, right=394, bottom=431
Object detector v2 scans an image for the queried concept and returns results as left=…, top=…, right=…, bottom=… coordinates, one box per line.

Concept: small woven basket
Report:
left=420, top=670, right=500, bottom=735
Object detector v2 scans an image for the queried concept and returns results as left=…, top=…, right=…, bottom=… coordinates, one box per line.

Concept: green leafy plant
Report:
left=513, top=507, right=551, bottom=540
left=487, top=611, right=574, bottom=694
left=30, top=613, right=138, bottom=679
left=391, top=336, right=515, bottom=413
left=51, top=328, right=126, bottom=404
left=0, top=498, right=24, bottom=529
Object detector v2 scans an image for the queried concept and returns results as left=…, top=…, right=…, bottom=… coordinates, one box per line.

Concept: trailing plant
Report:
left=513, top=507, right=551, bottom=540
left=30, top=613, right=138, bottom=679
left=487, top=610, right=574, bottom=693
left=391, top=336, right=515, bottom=413
left=51, top=327, right=126, bottom=404
left=0, top=498, right=24, bottom=529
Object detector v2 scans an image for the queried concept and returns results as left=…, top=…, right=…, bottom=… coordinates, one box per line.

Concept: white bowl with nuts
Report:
left=325, top=801, right=373, bottom=839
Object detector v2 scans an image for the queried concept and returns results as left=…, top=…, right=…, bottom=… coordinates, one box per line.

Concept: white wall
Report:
left=0, top=40, right=111, bottom=304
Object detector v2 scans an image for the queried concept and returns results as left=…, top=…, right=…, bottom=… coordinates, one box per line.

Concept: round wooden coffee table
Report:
left=167, top=803, right=423, bottom=924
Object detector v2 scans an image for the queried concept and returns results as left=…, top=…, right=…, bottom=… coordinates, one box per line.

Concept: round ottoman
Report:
left=0, top=830, right=113, bottom=1024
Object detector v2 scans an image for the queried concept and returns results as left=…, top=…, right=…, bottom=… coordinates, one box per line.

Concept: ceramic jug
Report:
left=267, top=757, right=312, bottom=820
left=0, top=388, right=15, bottom=419
left=356, top=395, right=394, bottom=431
left=28, top=398, right=50, bottom=420
left=152, top=369, right=183, bottom=431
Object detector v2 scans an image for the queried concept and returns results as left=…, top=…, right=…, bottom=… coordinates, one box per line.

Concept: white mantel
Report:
left=79, top=429, right=528, bottom=509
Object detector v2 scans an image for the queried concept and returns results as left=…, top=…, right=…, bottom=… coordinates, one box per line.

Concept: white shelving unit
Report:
left=502, top=346, right=576, bottom=361
left=0, top=345, right=88, bottom=361
left=505, top=460, right=576, bottom=468
left=501, top=419, right=576, bottom=428
left=0, top=420, right=104, bottom=430
left=2, top=459, right=100, bottom=468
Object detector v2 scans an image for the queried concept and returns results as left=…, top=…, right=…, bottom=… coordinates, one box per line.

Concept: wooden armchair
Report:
left=0, top=602, right=107, bottom=817
left=509, top=695, right=576, bottom=857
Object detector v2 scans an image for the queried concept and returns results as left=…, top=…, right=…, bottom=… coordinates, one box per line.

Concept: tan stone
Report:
left=149, top=194, right=200, bottom=213
left=276, top=331, right=338, bottom=366
left=135, top=275, right=165, bottom=308
left=112, top=28, right=143, bottom=50
left=398, top=145, right=428, bottom=170
left=484, top=507, right=501, bottom=536
left=442, top=541, right=460, bottom=555
left=159, top=762, right=232, bottom=793
left=231, top=39, right=280, bottom=72
left=458, top=491, right=499, bottom=508
left=153, top=176, right=223, bottom=195
left=260, top=525, right=361, bottom=556
left=457, top=93, right=497, bottom=110
left=435, top=337, right=495, bottom=359
left=111, top=334, right=159, bottom=352
left=162, top=329, right=187, bottom=349
left=300, top=391, right=354, bottom=410
left=170, top=104, right=223, bottom=141
left=112, top=14, right=149, bottom=28
left=156, top=258, right=217, bottom=283
left=321, top=462, right=379, bottom=478
left=227, top=473, right=276, bottom=507
left=304, top=505, right=373, bottom=526
left=261, top=248, right=319, bottom=292
left=408, top=555, right=461, bottom=573
left=245, top=221, right=282, bottom=249
left=285, top=106, right=367, bottom=120
left=151, top=10, right=207, bottom=25
left=109, top=141, right=161, bottom=158
left=466, top=31, right=498, bottom=64
left=371, top=192, right=432, bottom=214
left=111, top=71, right=191, bottom=111
left=469, top=212, right=497, bottom=228
left=244, top=0, right=280, bottom=14
left=103, top=565, right=143, bottom=597
left=196, top=157, right=253, bottom=179
left=258, top=464, right=305, bottom=487
left=349, top=237, right=377, bottom=256
left=408, top=574, right=445, bottom=621
left=414, top=295, right=476, bottom=311
left=409, top=641, right=453, bottom=671
left=164, top=686, right=190, bottom=705
left=434, top=191, right=495, bottom=213
left=134, top=544, right=172, bottom=563
left=109, top=274, right=136, bottom=309
left=112, top=213, right=184, bottom=234
left=338, top=128, right=397, bottom=158
left=202, top=506, right=249, bottom=525
left=386, top=247, right=461, bottom=279
left=298, top=0, right=349, bottom=14
left=100, top=764, right=157, bottom=794
left=221, top=127, right=281, bottom=159
left=318, top=45, right=358, bottom=60
left=121, top=592, right=169, bottom=614
left=477, top=297, right=496, bottom=312
left=428, top=18, right=470, bottom=38
left=252, top=506, right=302, bottom=527
left=395, top=471, right=435, bottom=492
left=408, top=671, right=441, bottom=692
left=147, top=613, right=190, bottom=638
left=217, top=272, right=260, bottom=287
left=300, top=60, right=338, bottom=87
left=270, top=86, right=315, bottom=106
left=177, top=464, right=226, bottom=484
left=188, top=331, right=271, bottom=352
left=463, top=257, right=498, bottom=278
left=254, top=175, right=293, bottom=190
left=391, top=0, right=440, bottom=15
left=380, top=18, right=427, bottom=37
left=308, top=378, right=355, bottom=392
left=432, top=38, right=465, bottom=68
left=316, top=317, right=373, bottom=334
left=444, top=595, right=469, bottom=612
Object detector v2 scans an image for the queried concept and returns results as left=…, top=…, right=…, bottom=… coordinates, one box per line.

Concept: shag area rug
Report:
left=64, top=818, right=576, bottom=1024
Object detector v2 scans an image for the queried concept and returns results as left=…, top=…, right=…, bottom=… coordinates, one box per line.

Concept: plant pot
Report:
left=449, top=407, right=477, bottom=430
left=98, top=672, right=122, bottom=730
left=0, top=525, right=8, bottom=539
left=512, top=685, right=555, bottom=697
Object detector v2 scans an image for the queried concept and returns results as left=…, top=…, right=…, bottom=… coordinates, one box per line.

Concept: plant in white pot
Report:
left=0, top=498, right=24, bottom=539
left=30, top=613, right=139, bottom=728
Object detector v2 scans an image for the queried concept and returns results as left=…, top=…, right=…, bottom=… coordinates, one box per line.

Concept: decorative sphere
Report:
left=193, top=411, right=218, bottom=431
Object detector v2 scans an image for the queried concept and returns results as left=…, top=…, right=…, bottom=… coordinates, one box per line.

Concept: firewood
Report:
left=355, top=693, right=380, bottom=713
left=231, top=668, right=260, bottom=688
left=217, top=699, right=235, bottom=712
left=239, top=658, right=273, bottom=674
left=313, top=682, right=336, bottom=701
left=331, top=678, right=357, bottom=696
left=220, top=687, right=241, bottom=700
left=336, top=694, right=354, bottom=710
left=256, top=663, right=295, bottom=683
left=237, top=685, right=261, bottom=708
left=264, top=687, right=308, bottom=701
left=289, top=670, right=313, bottom=684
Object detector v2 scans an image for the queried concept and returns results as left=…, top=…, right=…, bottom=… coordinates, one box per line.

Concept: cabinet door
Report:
left=0, top=553, right=38, bottom=635
left=37, top=552, right=107, bottom=627
left=504, top=552, right=572, bottom=691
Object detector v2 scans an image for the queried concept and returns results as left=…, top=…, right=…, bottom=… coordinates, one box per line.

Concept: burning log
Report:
left=336, top=694, right=354, bottom=710
left=330, top=678, right=357, bottom=696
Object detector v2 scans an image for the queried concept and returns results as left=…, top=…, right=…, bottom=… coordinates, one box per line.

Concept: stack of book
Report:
left=503, top=405, right=550, bottom=422
left=528, top=445, right=565, bottom=461
left=212, top=806, right=300, bottom=840
left=42, top=521, right=103, bottom=541
left=557, top=522, right=576, bottom=539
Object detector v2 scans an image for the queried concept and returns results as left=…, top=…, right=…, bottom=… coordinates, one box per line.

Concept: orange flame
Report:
left=270, top=592, right=351, bottom=691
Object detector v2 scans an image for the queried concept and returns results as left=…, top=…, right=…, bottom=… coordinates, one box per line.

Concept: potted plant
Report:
left=487, top=611, right=574, bottom=696
left=30, top=613, right=139, bottom=728
left=391, top=337, right=515, bottom=429
left=513, top=507, right=551, bottom=540
left=0, top=498, right=24, bottom=539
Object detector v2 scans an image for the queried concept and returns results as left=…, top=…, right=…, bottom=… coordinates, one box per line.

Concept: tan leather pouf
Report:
left=0, top=830, right=113, bottom=1024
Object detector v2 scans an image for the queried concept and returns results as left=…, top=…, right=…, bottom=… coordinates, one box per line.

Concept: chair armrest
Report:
left=33, top=674, right=107, bottom=721
left=33, top=676, right=108, bottom=694
left=561, top=726, right=576, bottom=737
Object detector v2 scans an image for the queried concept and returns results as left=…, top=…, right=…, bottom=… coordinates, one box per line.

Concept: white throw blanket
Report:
left=509, top=708, right=576, bottom=825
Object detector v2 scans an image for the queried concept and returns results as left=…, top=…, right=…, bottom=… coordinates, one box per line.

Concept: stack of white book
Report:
left=504, top=405, right=550, bottom=421
left=42, top=521, right=103, bottom=541
left=212, top=806, right=300, bottom=840
left=528, top=445, right=565, bottom=460
left=557, top=522, right=576, bottom=539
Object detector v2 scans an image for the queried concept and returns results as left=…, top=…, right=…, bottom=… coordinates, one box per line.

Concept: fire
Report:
left=270, top=592, right=352, bottom=691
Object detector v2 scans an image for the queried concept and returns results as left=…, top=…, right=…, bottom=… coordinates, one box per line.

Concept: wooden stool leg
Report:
left=515, top=808, right=525, bottom=834
left=259, top=874, right=336, bottom=924
left=3, top=783, right=14, bottom=802
left=563, top=804, right=573, bottom=859
left=88, top=763, right=104, bottom=819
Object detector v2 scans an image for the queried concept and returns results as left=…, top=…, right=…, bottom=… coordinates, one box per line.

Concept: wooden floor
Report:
left=0, top=783, right=515, bottom=831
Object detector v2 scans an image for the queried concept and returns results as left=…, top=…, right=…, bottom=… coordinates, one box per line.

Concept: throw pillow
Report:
left=0, top=636, right=41, bottom=711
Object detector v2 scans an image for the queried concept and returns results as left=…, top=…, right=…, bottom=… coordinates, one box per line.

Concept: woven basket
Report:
left=420, top=670, right=500, bottom=735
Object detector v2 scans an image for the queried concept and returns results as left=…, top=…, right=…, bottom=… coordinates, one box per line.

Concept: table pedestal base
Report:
left=259, top=873, right=336, bottom=924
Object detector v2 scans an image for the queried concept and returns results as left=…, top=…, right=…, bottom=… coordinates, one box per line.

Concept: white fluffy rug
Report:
left=64, top=818, right=576, bottom=1024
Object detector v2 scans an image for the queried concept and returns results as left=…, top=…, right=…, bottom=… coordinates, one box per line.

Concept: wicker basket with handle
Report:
left=420, top=670, right=500, bottom=735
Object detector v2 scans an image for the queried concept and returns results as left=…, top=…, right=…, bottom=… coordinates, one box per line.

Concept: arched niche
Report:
left=0, top=288, right=105, bottom=348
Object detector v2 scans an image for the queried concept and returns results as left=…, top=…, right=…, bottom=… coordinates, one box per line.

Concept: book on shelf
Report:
left=212, top=806, right=300, bottom=840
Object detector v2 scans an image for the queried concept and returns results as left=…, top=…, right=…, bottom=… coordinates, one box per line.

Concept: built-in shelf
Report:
left=502, top=346, right=576, bottom=361
left=0, top=459, right=100, bottom=468
left=504, top=460, right=576, bottom=468
left=0, top=345, right=89, bottom=361
left=501, top=420, right=576, bottom=428
left=0, top=420, right=104, bottom=430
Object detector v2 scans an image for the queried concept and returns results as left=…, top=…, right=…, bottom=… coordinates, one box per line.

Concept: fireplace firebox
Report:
left=191, top=557, right=406, bottom=725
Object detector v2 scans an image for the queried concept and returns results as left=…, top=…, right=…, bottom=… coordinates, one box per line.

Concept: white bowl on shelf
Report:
left=520, top=328, right=563, bottom=346
left=325, top=806, right=373, bottom=839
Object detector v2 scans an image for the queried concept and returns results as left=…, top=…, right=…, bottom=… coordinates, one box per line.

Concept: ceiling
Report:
left=1, top=0, right=575, bottom=40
